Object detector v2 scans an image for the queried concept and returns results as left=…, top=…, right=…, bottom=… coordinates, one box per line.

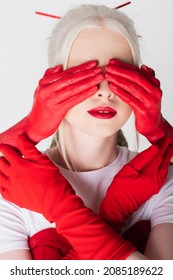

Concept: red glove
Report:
left=105, top=59, right=173, bottom=145
left=0, top=134, right=135, bottom=260
left=100, top=136, right=173, bottom=233
left=0, top=61, right=103, bottom=147
left=29, top=228, right=80, bottom=260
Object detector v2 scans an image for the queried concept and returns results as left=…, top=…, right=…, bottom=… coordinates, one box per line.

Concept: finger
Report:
left=57, top=73, right=104, bottom=99
left=108, top=59, right=161, bottom=90
left=16, top=134, right=47, bottom=162
left=107, top=71, right=162, bottom=107
left=66, top=60, right=97, bottom=73
left=109, top=60, right=160, bottom=88
left=110, top=83, right=146, bottom=114
left=142, top=137, right=172, bottom=172
left=141, top=65, right=160, bottom=87
left=40, top=66, right=103, bottom=87
left=141, top=64, right=155, bottom=76
left=43, top=64, right=63, bottom=77
left=0, top=157, right=10, bottom=175
left=43, top=73, right=103, bottom=104
left=108, top=58, right=139, bottom=72
left=105, top=64, right=158, bottom=96
left=109, top=59, right=159, bottom=88
left=0, top=172, right=8, bottom=188
left=0, top=144, right=21, bottom=165
left=128, top=144, right=159, bottom=172
left=109, top=83, right=145, bottom=113
left=58, top=86, right=99, bottom=111
left=43, top=61, right=97, bottom=78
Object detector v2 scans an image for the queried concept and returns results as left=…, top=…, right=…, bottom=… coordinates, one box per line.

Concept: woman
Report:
left=0, top=4, right=173, bottom=260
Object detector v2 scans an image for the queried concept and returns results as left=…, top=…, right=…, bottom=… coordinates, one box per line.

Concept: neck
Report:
left=57, top=120, right=119, bottom=171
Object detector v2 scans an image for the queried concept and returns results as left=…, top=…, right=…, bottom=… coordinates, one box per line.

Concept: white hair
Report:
left=48, top=4, right=140, bottom=68
left=49, top=4, right=140, bottom=170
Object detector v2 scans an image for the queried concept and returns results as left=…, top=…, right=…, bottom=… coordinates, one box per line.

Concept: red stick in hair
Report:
left=35, top=11, right=61, bottom=19
left=35, top=2, right=132, bottom=20
left=115, top=1, right=131, bottom=10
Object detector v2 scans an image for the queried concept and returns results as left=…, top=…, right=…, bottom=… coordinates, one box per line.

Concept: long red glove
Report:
left=0, top=61, right=103, bottom=147
left=100, top=136, right=173, bottom=233
left=105, top=59, right=173, bottom=145
left=0, top=134, right=135, bottom=260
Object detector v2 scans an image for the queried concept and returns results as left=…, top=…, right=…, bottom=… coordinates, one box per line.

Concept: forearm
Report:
left=48, top=195, right=135, bottom=260
left=0, top=116, right=39, bottom=148
left=0, top=249, right=33, bottom=260
left=0, top=117, right=28, bottom=148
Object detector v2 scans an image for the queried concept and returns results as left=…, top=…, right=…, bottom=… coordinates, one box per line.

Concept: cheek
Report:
left=65, top=103, right=87, bottom=123
left=117, top=98, right=132, bottom=119
left=123, top=106, right=133, bottom=119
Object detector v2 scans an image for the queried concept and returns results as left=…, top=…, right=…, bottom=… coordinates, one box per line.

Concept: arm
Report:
left=0, top=134, right=136, bottom=260
left=0, top=117, right=28, bottom=147
left=0, top=249, right=33, bottom=260
left=2, top=135, right=173, bottom=260
left=145, top=223, right=173, bottom=259
left=100, top=137, right=173, bottom=233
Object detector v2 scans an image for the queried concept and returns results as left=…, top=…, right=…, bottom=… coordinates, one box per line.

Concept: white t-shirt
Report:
left=0, top=146, right=173, bottom=253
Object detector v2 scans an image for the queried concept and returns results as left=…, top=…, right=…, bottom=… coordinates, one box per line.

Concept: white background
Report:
left=0, top=0, right=173, bottom=151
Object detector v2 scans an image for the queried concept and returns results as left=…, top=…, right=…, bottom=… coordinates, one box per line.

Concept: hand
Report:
left=105, top=59, right=173, bottom=144
left=0, top=134, right=135, bottom=260
left=28, top=228, right=80, bottom=260
left=25, top=61, right=104, bottom=142
left=0, top=61, right=104, bottom=147
left=100, top=136, right=173, bottom=232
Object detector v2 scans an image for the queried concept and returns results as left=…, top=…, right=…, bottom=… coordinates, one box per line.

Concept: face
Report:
left=65, top=25, right=134, bottom=138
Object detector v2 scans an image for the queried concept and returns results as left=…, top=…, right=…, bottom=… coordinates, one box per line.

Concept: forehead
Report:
left=68, top=26, right=134, bottom=67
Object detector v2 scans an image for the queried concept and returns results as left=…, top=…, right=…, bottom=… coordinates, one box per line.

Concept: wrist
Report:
left=146, top=116, right=173, bottom=144
left=24, top=119, right=41, bottom=145
left=0, top=116, right=28, bottom=147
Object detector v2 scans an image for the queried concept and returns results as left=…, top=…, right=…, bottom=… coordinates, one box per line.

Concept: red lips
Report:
left=87, top=106, right=117, bottom=119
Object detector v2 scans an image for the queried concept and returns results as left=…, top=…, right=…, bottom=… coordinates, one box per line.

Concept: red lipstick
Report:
left=87, top=106, right=117, bottom=119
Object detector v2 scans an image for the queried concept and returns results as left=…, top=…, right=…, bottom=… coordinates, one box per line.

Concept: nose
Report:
left=94, top=80, right=115, bottom=99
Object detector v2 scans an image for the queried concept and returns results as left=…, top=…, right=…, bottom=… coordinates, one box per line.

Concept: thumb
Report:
left=128, top=144, right=159, bottom=172
left=17, top=133, right=44, bottom=161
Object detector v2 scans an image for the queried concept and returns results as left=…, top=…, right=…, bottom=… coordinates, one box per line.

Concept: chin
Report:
left=80, top=127, right=118, bottom=138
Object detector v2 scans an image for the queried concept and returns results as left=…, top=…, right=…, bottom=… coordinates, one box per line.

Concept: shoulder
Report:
left=0, top=194, right=29, bottom=252
left=0, top=193, right=23, bottom=218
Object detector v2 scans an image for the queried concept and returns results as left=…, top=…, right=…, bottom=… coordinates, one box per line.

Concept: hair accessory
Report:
left=35, top=11, right=61, bottom=19
left=114, top=1, right=131, bottom=10
left=35, top=1, right=131, bottom=19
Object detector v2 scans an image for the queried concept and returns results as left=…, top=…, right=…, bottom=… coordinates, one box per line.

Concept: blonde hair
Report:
left=48, top=4, right=140, bottom=169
